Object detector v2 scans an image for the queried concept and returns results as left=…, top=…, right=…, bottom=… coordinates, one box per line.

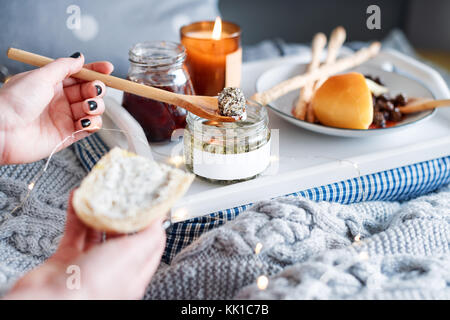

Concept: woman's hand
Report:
left=0, top=53, right=113, bottom=164
left=3, top=191, right=166, bottom=300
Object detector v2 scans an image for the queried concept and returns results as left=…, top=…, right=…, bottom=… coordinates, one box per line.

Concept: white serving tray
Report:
left=103, top=49, right=450, bottom=222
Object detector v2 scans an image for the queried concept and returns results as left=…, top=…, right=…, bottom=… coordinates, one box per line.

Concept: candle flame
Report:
left=212, top=16, right=222, bottom=40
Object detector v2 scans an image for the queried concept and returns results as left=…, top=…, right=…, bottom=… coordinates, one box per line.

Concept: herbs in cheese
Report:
left=218, top=87, right=247, bottom=120
left=80, top=148, right=177, bottom=219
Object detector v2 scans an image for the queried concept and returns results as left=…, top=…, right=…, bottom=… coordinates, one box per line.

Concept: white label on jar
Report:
left=193, top=140, right=271, bottom=180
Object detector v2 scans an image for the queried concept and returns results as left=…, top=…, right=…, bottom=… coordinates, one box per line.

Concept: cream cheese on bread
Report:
left=73, top=147, right=194, bottom=233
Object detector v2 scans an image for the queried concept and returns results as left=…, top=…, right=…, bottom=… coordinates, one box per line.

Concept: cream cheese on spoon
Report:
left=218, top=87, right=247, bottom=121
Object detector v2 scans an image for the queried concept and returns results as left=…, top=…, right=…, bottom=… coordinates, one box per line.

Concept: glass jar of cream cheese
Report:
left=184, top=102, right=270, bottom=183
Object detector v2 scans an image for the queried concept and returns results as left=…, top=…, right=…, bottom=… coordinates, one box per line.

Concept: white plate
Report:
left=256, top=61, right=436, bottom=137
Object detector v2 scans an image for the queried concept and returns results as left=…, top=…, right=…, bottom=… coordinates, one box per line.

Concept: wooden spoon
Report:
left=400, top=98, right=450, bottom=114
left=6, top=48, right=235, bottom=122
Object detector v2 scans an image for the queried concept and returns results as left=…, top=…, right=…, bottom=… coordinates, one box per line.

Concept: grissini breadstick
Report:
left=313, top=26, right=347, bottom=91
left=252, top=42, right=381, bottom=106
left=400, top=98, right=450, bottom=114
left=306, top=26, right=347, bottom=122
left=293, top=33, right=327, bottom=120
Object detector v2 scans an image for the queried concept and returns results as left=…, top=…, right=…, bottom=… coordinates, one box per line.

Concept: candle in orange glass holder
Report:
left=180, top=17, right=242, bottom=96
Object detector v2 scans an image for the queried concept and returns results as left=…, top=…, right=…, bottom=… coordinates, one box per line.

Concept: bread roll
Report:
left=311, top=72, right=373, bottom=129
left=73, top=147, right=194, bottom=233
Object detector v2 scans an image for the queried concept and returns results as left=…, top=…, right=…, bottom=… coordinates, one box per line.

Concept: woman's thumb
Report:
left=40, top=53, right=85, bottom=85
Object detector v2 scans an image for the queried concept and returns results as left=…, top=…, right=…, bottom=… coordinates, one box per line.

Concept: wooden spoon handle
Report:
left=400, top=99, right=450, bottom=114
left=6, top=48, right=182, bottom=105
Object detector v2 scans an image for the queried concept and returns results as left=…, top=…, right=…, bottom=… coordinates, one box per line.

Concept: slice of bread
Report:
left=73, top=147, right=194, bottom=233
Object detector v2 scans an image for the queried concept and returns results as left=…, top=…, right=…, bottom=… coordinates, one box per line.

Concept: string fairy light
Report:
left=168, top=155, right=184, bottom=167
left=162, top=153, right=367, bottom=293
left=293, top=155, right=370, bottom=298
left=253, top=242, right=270, bottom=291
left=172, top=208, right=189, bottom=222
left=150, top=145, right=369, bottom=295
left=4, top=126, right=180, bottom=243
left=9, top=128, right=90, bottom=217
left=98, top=127, right=150, bottom=150
left=6, top=126, right=177, bottom=219
left=358, top=251, right=369, bottom=261
left=318, top=156, right=367, bottom=245
left=254, top=242, right=263, bottom=255
left=6, top=125, right=372, bottom=297
left=256, top=275, right=269, bottom=291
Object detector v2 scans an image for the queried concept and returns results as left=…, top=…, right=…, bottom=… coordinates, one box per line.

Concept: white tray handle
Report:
left=372, top=50, right=450, bottom=99
left=100, top=97, right=153, bottom=160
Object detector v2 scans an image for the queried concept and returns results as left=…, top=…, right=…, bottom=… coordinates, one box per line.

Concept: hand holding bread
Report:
left=73, top=147, right=194, bottom=233
left=5, top=191, right=167, bottom=299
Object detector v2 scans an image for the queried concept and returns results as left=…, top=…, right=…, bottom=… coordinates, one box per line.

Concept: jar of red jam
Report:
left=122, top=41, right=194, bottom=142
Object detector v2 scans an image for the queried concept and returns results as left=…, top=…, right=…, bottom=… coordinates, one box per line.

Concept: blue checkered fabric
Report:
left=73, top=133, right=109, bottom=169
left=74, top=134, right=450, bottom=264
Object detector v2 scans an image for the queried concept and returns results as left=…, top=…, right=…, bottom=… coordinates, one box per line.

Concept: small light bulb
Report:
left=169, top=155, right=184, bottom=167
left=359, top=251, right=369, bottom=261
left=255, top=243, right=263, bottom=255
left=28, top=182, right=35, bottom=190
left=172, top=208, right=188, bottom=221
left=257, top=275, right=269, bottom=291
left=354, top=234, right=361, bottom=242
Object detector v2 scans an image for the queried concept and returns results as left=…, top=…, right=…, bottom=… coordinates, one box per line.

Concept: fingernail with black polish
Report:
left=81, top=119, right=91, bottom=128
left=95, top=85, right=102, bottom=96
left=70, top=52, right=81, bottom=59
left=88, top=100, right=97, bottom=111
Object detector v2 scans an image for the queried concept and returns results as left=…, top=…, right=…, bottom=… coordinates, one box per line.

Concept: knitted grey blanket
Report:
left=0, top=148, right=86, bottom=296
left=0, top=147, right=449, bottom=299
left=145, top=185, right=450, bottom=300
